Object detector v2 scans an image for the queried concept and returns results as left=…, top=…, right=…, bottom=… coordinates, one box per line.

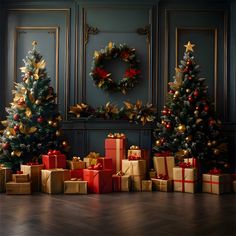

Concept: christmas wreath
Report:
left=90, top=42, right=141, bottom=95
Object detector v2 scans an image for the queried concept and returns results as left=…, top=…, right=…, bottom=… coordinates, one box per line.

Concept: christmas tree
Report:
left=153, top=41, right=228, bottom=172
left=0, top=41, right=68, bottom=170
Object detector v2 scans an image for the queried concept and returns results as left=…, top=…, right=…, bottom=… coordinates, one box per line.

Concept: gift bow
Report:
left=128, top=155, right=141, bottom=161
left=107, top=132, right=126, bottom=139
left=88, top=163, right=103, bottom=170
left=209, top=167, right=222, bottom=175
left=178, top=162, right=192, bottom=168
left=129, top=145, right=140, bottom=150
left=48, top=149, right=61, bottom=155
left=85, top=152, right=100, bottom=159
left=116, top=171, right=125, bottom=176
left=72, top=156, right=81, bottom=162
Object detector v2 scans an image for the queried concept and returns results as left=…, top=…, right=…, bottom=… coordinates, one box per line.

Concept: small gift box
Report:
left=112, top=173, right=131, bottom=192
left=141, top=180, right=152, bottom=192
left=41, top=169, right=70, bottom=194
left=128, top=145, right=141, bottom=160
left=153, top=152, right=175, bottom=179
left=151, top=178, right=173, bottom=192
left=67, top=157, right=86, bottom=170
left=202, top=172, right=232, bottom=195
left=0, top=167, right=12, bottom=192
left=70, top=169, right=84, bottom=179
left=64, top=180, right=88, bottom=194
left=12, top=173, right=29, bottom=183
left=173, top=165, right=197, bottom=193
left=21, top=164, right=44, bottom=192
left=6, top=182, right=31, bottom=195
left=105, top=133, right=126, bottom=173
left=83, top=152, right=100, bottom=168
left=83, top=169, right=112, bottom=194
left=42, top=150, right=66, bottom=169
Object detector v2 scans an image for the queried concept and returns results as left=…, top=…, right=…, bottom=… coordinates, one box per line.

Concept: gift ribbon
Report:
left=203, top=175, right=223, bottom=193
left=209, top=168, right=222, bottom=175
left=107, top=133, right=126, bottom=139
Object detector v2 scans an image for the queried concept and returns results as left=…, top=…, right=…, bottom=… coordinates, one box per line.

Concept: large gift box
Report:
left=202, top=173, right=232, bottom=194
left=67, top=157, right=86, bottom=170
left=173, top=167, right=197, bottom=193
left=21, top=164, right=44, bottom=192
left=105, top=133, right=126, bottom=173
left=83, top=169, right=112, bottom=194
left=151, top=178, right=173, bottom=192
left=153, top=154, right=175, bottom=179
left=41, top=169, right=70, bottom=194
left=70, top=169, right=83, bottom=179
left=42, top=150, right=66, bottom=169
left=141, top=180, right=152, bottom=192
left=0, top=167, right=12, bottom=192
left=64, top=180, right=88, bottom=194
left=12, top=174, right=29, bottom=183
left=6, top=182, right=31, bottom=194
left=112, top=174, right=131, bottom=192
left=122, top=159, right=146, bottom=191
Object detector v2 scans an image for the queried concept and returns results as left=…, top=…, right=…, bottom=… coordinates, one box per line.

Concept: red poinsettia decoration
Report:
left=94, top=67, right=109, bottom=79
left=120, top=50, right=130, bottom=60
left=124, top=68, right=141, bottom=78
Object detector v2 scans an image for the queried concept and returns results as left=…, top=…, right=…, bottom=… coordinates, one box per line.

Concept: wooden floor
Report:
left=0, top=192, right=235, bottom=236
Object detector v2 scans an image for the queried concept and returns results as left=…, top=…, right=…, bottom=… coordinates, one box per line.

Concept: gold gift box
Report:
left=141, top=180, right=152, bottom=192
left=202, top=174, right=232, bottom=195
left=41, top=169, right=70, bottom=194
left=64, top=180, right=88, bottom=194
left=173, top=167, right=197, bottom=193
left=122, top=159, right=146, bottom=176
left=151, top=178, right=173, bottom=192
left=21, top=164, right=44, bottom=192
left=0, top=168, right=12, bottom=192
left=112, top=175, right=131, bottom=192
left=6, top=181, right=31, bottom=194
left=153, top=156, right=175, bottom=179
left=12, top=174, right=29, bottom=183
left=67, top=160, right=86, bottom=170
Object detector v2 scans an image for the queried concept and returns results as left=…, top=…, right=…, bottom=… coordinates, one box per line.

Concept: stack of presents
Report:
left=0, top=132, right=236, bottom=195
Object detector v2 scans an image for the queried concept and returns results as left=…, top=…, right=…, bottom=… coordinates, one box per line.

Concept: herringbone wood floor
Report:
left=0, top=192, right=235, bottom=236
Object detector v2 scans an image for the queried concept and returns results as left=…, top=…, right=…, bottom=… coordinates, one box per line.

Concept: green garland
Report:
left=69, top=100, right=156, bottom=126
left=90, top=42, right=141, bottom=95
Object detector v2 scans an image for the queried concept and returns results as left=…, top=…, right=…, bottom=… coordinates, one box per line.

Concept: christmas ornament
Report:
left=48, top=120, right=53, bottom=125
left=178, top=124, right=186, bottom=132
left=13, top=125, right=19, bottom=131
left=185, top=135, right=192, bottom=142
left=2, top=143, right=10, bottom=150
left=213, top=148, right=220, bottom=155
left=184, top=41, right=195, bottom=52
left=207, top=141, right=212, bottom=147
left=186, top=89, right=191, bottom=93
left=188, top=96, right=193, bottom=102
left=204, top=105, right=209, bottom=112
left=193, top=89, right=199, bottom=96
left=155, top=140, right=161, bottom=146
left=62, top=141, right=68, bottom=147
left=35, top=99, right=41, bottom=105
left=55, top=130, right=61, bottom=136
left=37, top=116, right=43, bottom=123
left=13, top=114, right=20, bottom=121
left=194, top=110, right=199, bottom=116
left=52, top=122, right=58, bottom=127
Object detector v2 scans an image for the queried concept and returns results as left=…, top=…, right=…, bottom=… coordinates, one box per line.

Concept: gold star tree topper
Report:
left=184, top=41, right=195, bottom=52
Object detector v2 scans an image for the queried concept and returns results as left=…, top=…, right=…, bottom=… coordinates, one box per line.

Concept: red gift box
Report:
left=105, top=138, right=126, bottom=173
left=70, top=169, right=84, bottom=179
left=83, top=169, right=112, bottom=193
left=96, top=157, right=113, bottom=170
left=42, top=150, right=66, bottom=169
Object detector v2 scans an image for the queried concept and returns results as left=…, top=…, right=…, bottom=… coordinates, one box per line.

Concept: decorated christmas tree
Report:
left=153, top=41, right=228, bottom=172
left=0, top=41, right=68, bottom=170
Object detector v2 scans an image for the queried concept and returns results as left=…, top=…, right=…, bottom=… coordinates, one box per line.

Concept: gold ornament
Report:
left=196, top=118, right=203, bottom=124
left=194, top=110, right=199, bottom=117
left=174, top=91, right=180, bottom=96
left=178, top=124, right=186, bottom=132
left=184, top=41, right=195, bottom=52
left=185, top=135, right=192, bottom=142
left=94, top=50, right=100, bottom=59
left=35, top=99, right=41, bottom=105
left=207, top=141, right=212, bottom=147
left=19, top=123, right=37, bottom=135
left=211, top=140, right=217, bottom=146
left=183, top=149, right=189, bottom=156
left=48, top=120, right=53, bottom=125
left=186, top=89, right=191, bottom=93
left=213, top=149, right=220, bottom=155
left=6, top=131, right=11, bottom=136
left=52, top=122, right=58, bottom=127
left=155, top=140, right=161, bottom=146
left=11, top=150, right=22, bottom=157
left=25, top=107, right=32, bottom=118
left=62, top=141, right=68, bottom=146
left=55, top=130, right=61, bottom=136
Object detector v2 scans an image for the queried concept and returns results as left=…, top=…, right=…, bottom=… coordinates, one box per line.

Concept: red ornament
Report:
left=13, top=125, right=19, bottom=131
left=184, top=67, right=189, bottom=73
left=188, top=76, right=192, bottom=80
left=186, top=60, right=192, bottom=66
left=195, top=106, right=199, bottom=110
left=37, top=116, right=43, bottom=123
left=204, top=105, right=209, bottom=112
left=194, top=89, right=199, bottom=96
left=162, top=109, right=168, bottom=115
left=188, top=96, right=194, bottom=102
left=2, top=143, right=10, bottom=150
left=13, top=114, right=20, bottom=121
left=166, top=123, right=171, bottom=129
left=168, top=90, right=175, bottom=94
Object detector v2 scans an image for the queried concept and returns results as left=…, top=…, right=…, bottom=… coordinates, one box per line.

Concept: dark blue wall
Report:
left=1, top=0, right=235, bottom=169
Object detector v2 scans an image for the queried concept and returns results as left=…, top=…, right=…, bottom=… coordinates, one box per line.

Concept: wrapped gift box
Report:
left=41, top=169, right=70, bottom=194
left=42, top=152, right=66, bottom=169
left=183, top=158, right=198, bottom=168
left=64, top=180, right=88, bottom=194
left=6, top=182, right=31, bottom=194
left=70, top=169, right=83, bottom=179
left=0, top=167, right=12, bottom=192
left=67, top=160, right=86, bottom=170
left=173, top=167, right=197, bottom=193
left=151, top=178, right=173, bottom=192
left=21, top=164, right=44, bottom=192
left=202, top=174, right=232, bottom=194
left=83, top=169, right=112, bottom=194
left=153, top=155, right=175, bottom=179
left=112, top=174, right=131, bottom=192
left=105, top=137, right=126, bottom=173
left=148, top=169, right=156, bottom=179
left=12, top=174, right=29, bottom=183
left=141, top=180, right=152, bottom=192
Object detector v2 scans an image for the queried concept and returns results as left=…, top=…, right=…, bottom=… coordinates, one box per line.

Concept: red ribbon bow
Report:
left=47, top=149, right=61, bottom=155
left=209, top=167, right=221, bottom=175
left=179, top=162, right=192, bottom=168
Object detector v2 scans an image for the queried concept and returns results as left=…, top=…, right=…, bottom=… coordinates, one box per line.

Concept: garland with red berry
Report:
left=90, top=42, right=141, bottom=95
